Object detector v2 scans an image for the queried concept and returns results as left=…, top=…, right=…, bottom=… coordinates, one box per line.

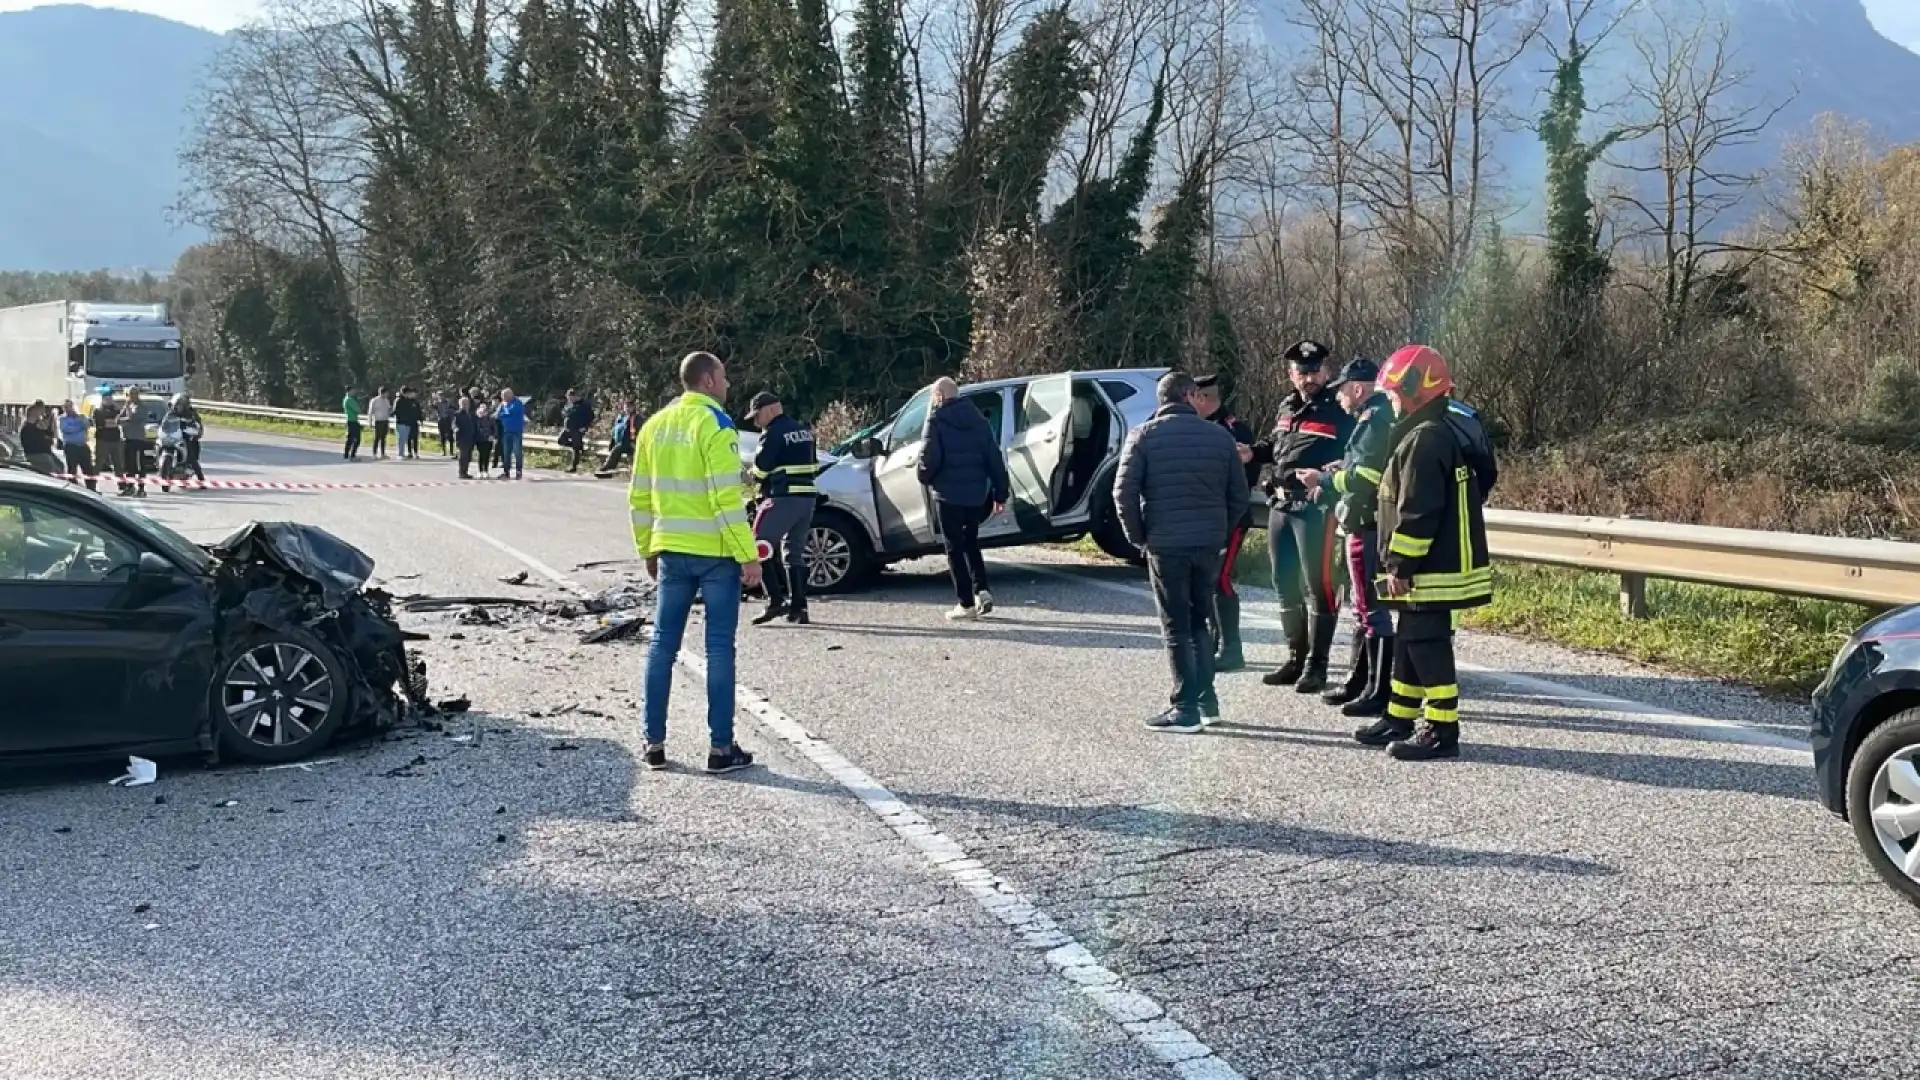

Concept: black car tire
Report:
left=1090, top=488, right=1146, bottom=566
left=212, top=626, right=353, bottom=764
left=806, top=509, right=875, bottom=595
left=1845, top=707, right=1920, bottom=908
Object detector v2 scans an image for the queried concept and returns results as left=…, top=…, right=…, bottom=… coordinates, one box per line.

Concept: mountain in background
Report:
left=0, top=5, right=222, bottom=272
left=1, top=2, right=1919, bottom=272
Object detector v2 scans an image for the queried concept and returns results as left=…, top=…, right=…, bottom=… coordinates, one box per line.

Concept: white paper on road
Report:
left=107, top=757, right=158, bottom=787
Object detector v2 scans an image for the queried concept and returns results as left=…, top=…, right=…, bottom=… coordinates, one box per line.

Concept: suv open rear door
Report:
left=1007, top=374, right=1074, bottom=521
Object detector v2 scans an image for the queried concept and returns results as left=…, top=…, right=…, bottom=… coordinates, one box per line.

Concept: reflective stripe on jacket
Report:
left=630, top=391, right=757, bottom=562
left=752, top=414, right=819, bottom=497
left=1318, top=391, right=1393, bottom=533
left=1375, top=398, right=1493, bottom=611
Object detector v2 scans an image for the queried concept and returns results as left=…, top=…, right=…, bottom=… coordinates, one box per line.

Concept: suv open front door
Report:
left=1007, top=374, right=1074, bottom=529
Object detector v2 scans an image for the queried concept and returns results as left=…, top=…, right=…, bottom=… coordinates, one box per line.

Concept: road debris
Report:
left=500, top=570, right=531, bottom=585
left=581, top=613, right=649, bottom=644
left=109, top=757, right=158, bottom=787
left=457, top=606, right=495, bottom=626
left=213, top=799, right=239, bottom=808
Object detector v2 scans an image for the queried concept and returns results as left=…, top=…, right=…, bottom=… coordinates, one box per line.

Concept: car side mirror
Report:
left=851, top=437, right=883, bottom=460
left=136, top=551, right=174, bottom=579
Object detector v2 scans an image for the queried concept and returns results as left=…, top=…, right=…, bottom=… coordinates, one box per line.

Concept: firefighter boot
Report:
left=751, top=559, right=789, bottom=625
left=1214, top=594, right=1246, bottom=672
left=1388, top=720, right=1461, bottom=761
left=1294, top=613, right=1339, bottom=695
left=1321, top=632, right=1370, bottom=706
left=1342, top=635, right=1394, bottom=718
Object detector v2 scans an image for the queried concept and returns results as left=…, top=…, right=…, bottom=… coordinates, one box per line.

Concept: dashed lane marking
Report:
left=209, top=443, right=1248, bottom=1080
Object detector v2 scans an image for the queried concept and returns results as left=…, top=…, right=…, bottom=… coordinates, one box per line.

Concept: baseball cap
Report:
left=1327, top=357, right=1379, bottom=389
left=748, top=391, right=780, bottom=413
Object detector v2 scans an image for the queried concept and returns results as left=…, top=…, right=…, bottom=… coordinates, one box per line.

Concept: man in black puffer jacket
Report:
left=1115, top=372, right=1252, bottom=733
left=919, top=377, right=1010, bottom=619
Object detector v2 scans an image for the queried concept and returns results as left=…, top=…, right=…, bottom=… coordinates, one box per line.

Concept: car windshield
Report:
left=85, top=345, right=184, bottom=379
left=828, top=418, right=888, bottom=456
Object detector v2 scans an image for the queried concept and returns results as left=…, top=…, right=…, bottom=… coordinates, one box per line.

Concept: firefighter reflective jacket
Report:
left=629, top=391, right=757, bottom=563
left=1376, top=398, right=1493, bottom=611
left=1316, top=390, right=1392, bottom=533
left=752, top=413, right=819, bottom=498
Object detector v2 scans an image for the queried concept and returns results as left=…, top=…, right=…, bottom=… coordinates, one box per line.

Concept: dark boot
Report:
left=1294, top=614, right=1338, bottom=695
left=1389, top=721, right=1461, bottom=761
left=751, top=559, right=788, bottom=625
left=1321, top=633, right=1370, bottom=706
left=785, top=572, right=809, bottom=625
left=1214, top=594, right=1245, bottom=672
left=1342, top=636, right=1394, bottom=717
left=1262, top=644, right=1306, bottom=686
left=1354, top=713, right=1415, bottom=746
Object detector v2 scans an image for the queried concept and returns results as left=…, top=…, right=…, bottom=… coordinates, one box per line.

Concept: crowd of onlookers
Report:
left=338, top=385, right=645, bottom=479
left=9, top=388, right=205, bottom=495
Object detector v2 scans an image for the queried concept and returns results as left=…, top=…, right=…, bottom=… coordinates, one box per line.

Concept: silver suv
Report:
left=793, top=368, right=1169, bottom=592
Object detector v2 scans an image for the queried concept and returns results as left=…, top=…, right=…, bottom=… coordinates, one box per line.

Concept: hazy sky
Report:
left=1, top=0, right=1917, bottom=47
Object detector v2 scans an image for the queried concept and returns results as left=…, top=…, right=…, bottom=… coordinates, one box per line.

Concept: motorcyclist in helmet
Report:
left=166, top=392, right=206, bottom=483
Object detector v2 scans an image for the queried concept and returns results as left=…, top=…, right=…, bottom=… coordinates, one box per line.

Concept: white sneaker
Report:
left=945, top=604, right=979, bottom=621
left=974, top=590, right=995, bottom=615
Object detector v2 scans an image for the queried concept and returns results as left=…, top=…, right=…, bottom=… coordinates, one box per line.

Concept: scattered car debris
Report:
left=550, top=742, right=580, bottom=752
left=434, top=697, right=472, bottom=714
left=262, top=758, right=341, bottom=773
left=213, top=799, right=239, bottom=808
left=133, top=903, right=151, bottom=914
left=457, top=605, right=495, bottom=626
left=382, top=754, right=429, bottom=778
left=401, top=595, right=538, bottom=613
left=109, top=757, right=158, bottom=787
left=500, top=570, right=530, bottom=586
left=580, top=613, right=649, bottom=644
left=52, top=826, right=71, bottom=834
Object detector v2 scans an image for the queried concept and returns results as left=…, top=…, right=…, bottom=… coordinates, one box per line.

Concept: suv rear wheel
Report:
left=1846, top=707, right=1920, bottom=908
left=1090, top=486, right=1144, bottom=566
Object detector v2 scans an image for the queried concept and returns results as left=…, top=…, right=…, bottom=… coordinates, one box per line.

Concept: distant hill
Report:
left=0, top=5, right=223, bottom=272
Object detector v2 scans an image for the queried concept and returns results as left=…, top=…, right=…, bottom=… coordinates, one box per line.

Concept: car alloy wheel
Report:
left=806, top=524, right=852, bottom=591
left=223, top=641, right=337, bottom=749
left=1869, top=744, right=1920, bottom=886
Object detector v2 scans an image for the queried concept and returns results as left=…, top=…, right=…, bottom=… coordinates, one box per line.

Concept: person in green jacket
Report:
left=342, top=390, right=362, bottom=460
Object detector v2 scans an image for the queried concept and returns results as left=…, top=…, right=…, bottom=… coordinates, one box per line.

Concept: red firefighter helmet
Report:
left=1377, top=345, right=1454, bottom=416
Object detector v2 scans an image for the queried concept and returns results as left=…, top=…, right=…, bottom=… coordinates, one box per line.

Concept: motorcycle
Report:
left=156, top=416, right=203, bottom=493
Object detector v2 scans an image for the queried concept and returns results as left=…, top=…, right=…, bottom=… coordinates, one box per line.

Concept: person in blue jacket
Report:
left=494, top=388, right=526, bottom=479
left=917, top=377, right=1010, bottom=620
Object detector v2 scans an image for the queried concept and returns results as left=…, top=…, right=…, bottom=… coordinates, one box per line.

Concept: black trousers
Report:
left=1149, top=547, right=1221, bottom=717
left=344, top=421, right=362, bottom=459
left=753, top=496, right=815, bottom=606
left=598, top=442, right=633, bottom=473
left=1387, top=609, right=1460, bottom=727
left=936, top=500, right=990, bottom=605
left=62, top=444, right=96, bottom=488
left=476, top=439, right=495, bottom=474
left=372, top=419, right=391, bottom=456
left=457, top=442, right=475, bottom=477
left=437, top=419, right=454, bottom=455
left=1267, top=504, right=1340, bottom=642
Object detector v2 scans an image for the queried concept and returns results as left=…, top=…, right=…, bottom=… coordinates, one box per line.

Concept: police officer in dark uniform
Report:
left=1296, top=357, right=1394, bottom=716
left=1190, top=374, right=1257, bottom=672
left=1249, top=340, right=1355, bottom=693
left=748, top=392, right=819, bottom=625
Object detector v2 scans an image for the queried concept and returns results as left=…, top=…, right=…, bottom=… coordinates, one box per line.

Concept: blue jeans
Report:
left=498, top=430, right=524, bottom=474
left=643, top=553, right=742, bottom=748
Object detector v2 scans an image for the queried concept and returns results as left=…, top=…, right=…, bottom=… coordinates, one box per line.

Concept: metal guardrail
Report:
left=199, top=399, right=1920, bottom=615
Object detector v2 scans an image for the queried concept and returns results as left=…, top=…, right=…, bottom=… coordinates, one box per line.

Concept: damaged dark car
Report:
left=0, top=465, right=426, bottom=764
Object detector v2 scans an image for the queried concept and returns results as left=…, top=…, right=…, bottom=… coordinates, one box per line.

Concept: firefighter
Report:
left=1249, top=340, right=1355, bottom=693
left=1363, top=344, right=1495, bottom=761
left=1190, top=373, right=1257, bottom=672
left=748, top=391, right=820, bottom=626
left=1294, top=356, right=1394, bottom=716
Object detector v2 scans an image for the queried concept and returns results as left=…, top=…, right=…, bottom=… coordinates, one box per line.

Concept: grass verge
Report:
left=1072, top=526, right=1858, bottom=693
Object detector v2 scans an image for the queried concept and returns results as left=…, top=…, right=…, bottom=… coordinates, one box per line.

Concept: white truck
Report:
left=0, top=301, right=196, bottom=466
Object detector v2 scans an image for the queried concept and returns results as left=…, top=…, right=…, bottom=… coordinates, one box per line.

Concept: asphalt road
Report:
left=2, top=427, right=1916, bottom=1080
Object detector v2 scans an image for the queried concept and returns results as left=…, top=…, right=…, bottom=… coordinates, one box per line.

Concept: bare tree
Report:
left=1610, top=0, right=1789, bottom=324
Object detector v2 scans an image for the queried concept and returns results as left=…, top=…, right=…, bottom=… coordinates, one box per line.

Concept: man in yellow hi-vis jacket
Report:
left=631, top=351, right=763, bottom=774
left=1365, top=344, right=1494, bottom=762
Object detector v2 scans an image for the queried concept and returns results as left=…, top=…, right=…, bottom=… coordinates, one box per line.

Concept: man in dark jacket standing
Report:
left=748, top=391, right=819, bottom=625
left=1295, top=357, right=1394, bottom=716
left=918, top=377, right=1009, bottom=620
left=1366, top=345, right=1494, bottom=761
left=561, top=388, right=594, bottom=473
left=1190, top=374, right=1258, bottom=672
left=1116, top=372, right=1251, bottom=733
left=1249, top=340, right=1355, bottom=693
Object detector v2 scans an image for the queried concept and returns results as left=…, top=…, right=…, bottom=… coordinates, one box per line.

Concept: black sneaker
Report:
left=706, top=744, right=757, bottom=773
left=1294, top=667, right=1329, bottom=695
left=786, top=607, right=810, bottom=625
left=1262, top=653, right=1305, bottom=686
left=1145, top=708, right=1203, bottom=734
left=752, top=604, right=788, bottom=626
left=1388, top=723, right=1460, bottom=761
left=643, top=744, right=668, bottom=771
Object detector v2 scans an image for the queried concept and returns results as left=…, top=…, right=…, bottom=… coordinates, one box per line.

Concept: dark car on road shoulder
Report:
left=0, top=463, right=418, bottom=767
left=1812, top=603, right=1920, bottom=907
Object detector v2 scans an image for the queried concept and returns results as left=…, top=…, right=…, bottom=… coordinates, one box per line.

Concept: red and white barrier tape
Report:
left=45, top=473, right=606, bottom=492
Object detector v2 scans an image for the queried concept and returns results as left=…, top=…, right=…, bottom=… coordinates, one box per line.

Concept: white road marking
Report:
left=995, top=556, right=1814, bottom=756
left=208, top=439, right=1247, bottom=1080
